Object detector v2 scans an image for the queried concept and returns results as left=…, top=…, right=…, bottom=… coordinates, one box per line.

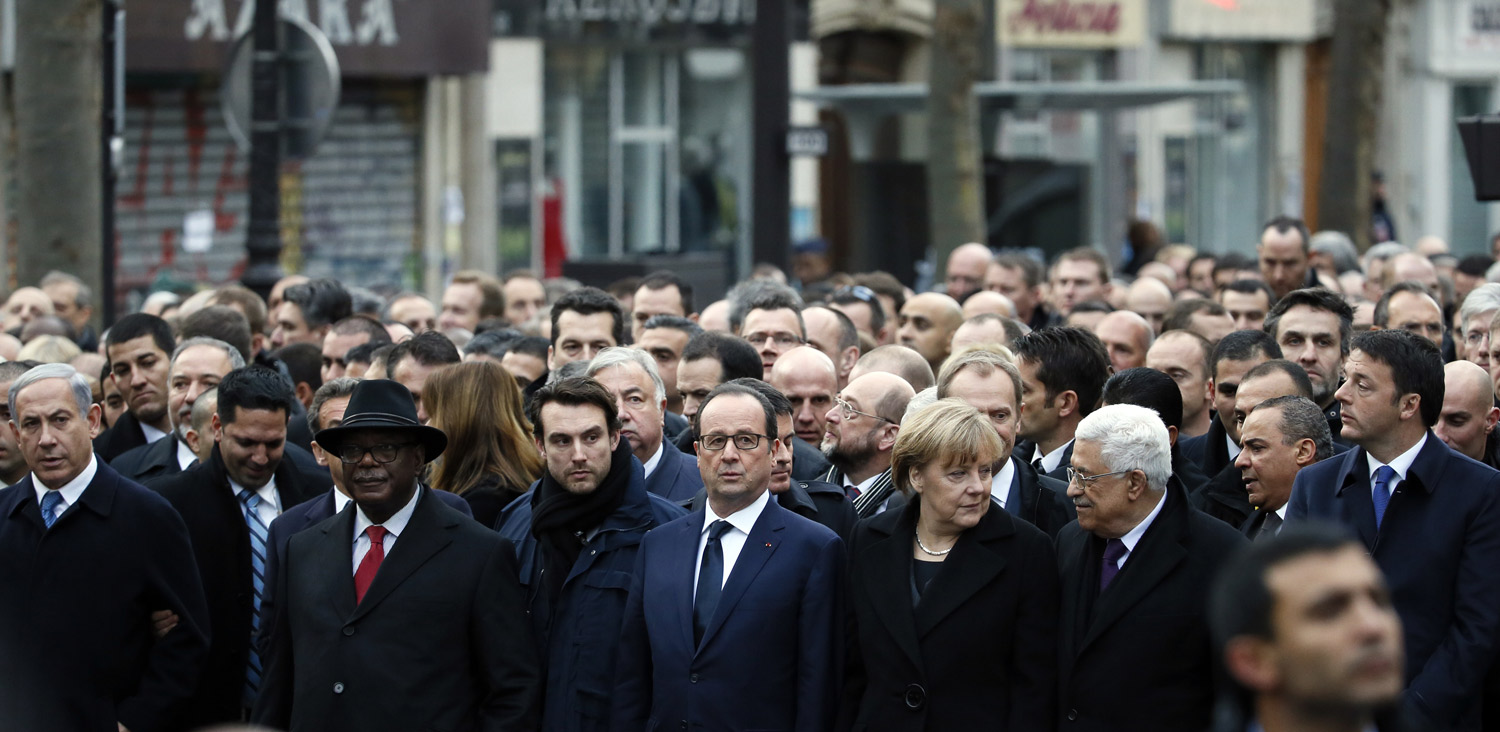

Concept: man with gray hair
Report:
left=1459, top=283, right=1500, bottom=368
left=0, top=363, right=211, bottom=731
left=1056, top=403, right=1246, bottom=732
left=112, top=336, right=244, bottom=483
left=589, top=347, right=703, bottom=502
left=1232, top=395, right=1333, bottom=541
left=40, top=270, right=98, bottom=351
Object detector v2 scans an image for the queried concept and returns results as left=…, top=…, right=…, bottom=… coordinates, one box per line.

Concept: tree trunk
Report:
left=1317, top=0, right=1390, bottom=252
left=14, top=0, right=103, bottom=303
left=927, top=0, right=987, bottom=271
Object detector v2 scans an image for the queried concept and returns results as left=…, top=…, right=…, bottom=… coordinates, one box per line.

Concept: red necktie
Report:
left=354, top=526, right=387, bottom=604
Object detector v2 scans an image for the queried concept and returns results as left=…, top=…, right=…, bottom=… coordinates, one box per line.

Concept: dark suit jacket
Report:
left=1178, top=414, right=1231, bottom=479
left=644, top=439, right=705, bottom=503
left=843, top=497, right=1059, bottom=732
left=1191, top=463, right=1254, bottom=528
left=94, top=410, right=156, bottom=463
left=253, top=488, right=540, bottom=732
left=147, top=446, right=325, bottom=727
left=1287, top=433, right=1500, bottom=730
left=0, top=459, right=211, bottom=732
left=1001, top=457, right=1076, bottom=539
left=1056, top=483, right=1246, bottom=732
left=1013, top=439, right=1074, bottom=483
left=686, top=479, right=857, bottom=544
left=611, top=497, right=846, bottom=732
left=664, top=409, right=690, bottom=443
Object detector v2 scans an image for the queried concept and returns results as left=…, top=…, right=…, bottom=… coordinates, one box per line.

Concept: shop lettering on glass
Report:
left=544, top=0, right=756, bottom=26
left=998, top=0, right=1144, bottom=49
left=1007, top=0, right=1123, bottom=35
left=184, top=0, right=398, bottom=46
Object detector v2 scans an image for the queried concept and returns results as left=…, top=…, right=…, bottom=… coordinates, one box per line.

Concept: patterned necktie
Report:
left=355, top=526, right=387, bottom=604
left=693, top=520, right=733, bottom=645
left=1260, top=511, right=1284, bottom=540
left=39, top=491, right=62, bottom=529
left=1099, top=538, right=1128, bottom=591
left=1372, top=465, right=1396, bottom=529
left=240, top=489, right=270, bottom=706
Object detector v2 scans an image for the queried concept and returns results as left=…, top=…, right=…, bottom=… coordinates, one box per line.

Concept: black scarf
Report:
left=530, top=438, right=634, bottom=603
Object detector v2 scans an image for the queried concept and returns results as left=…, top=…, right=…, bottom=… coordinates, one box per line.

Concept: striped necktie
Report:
left=240, top=489, right=270, bottom=706
left=39, top=491, right=63, bottom=529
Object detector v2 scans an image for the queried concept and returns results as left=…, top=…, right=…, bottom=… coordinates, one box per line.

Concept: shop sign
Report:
left=496, top=0, right=754, bottom=42
left=998, top=0, right=1146, bottom=50
left=126, top=0, right=489, bottom=76
left=1457, top=0, right=1500, bottom=53
left=1165, top=0, right=1328, bottom=41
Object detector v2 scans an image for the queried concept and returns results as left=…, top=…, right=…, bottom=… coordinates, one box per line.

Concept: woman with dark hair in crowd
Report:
left=424, top=360, right=543, bottom=526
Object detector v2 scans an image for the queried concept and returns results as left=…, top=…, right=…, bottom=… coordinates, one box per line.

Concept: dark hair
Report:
left=638, top=271, right=695, bottom=314
left=282, top=278, right=353, bottom=329
left=680, top=331, right=762, bottom=383
left=1188, top=253, right=1217, bottom=273
left=1219, top=278, right=1275, bottom=303
left=993, top=253, right=1044, bottom=288
left=830, top=285, right=886, bottom=335
left=550, top=286, right=626, bottom=347
left=1162, top=299, right=1226, bottom=334
left=329, top=316, right=393, bottom=347
left=1103, top=367, right=1183, bottom=431
left=1458, top=255, right=1494, bottom=278
left=810, top=306, right=859, bottom=352
left=1068, top=300, right=1115, bottom=316
left=385, top=331, right=461, bottom=374
left=852, top=271, right=907, bottom=315
left=107, top=313, right=175, bottom=362
left=449, top=270, right=507, bottom=320
left=642, top=315, right=703, bottom=339
left=1372, top=281, right=1438, bottom=328
left=1212, top=253, right=1256, bottom=280
left=0, top=361, right=34, bottom=384
left=1261, top=215, right=1311, bottom=253
left=1264, top=288, right=1355, bottom=355
left=1210, top=523, right=1362, bottom=651
left=526, top=376, right=621, bottom=439
left=728, top=376, right=793, bottom=417
left=1055, top=247, right=1110, bottom=286
left=1242, top=359, right=1313, bottom=400
left=179, top=305, right=253, bottom=363
left=728, top=280, right=805, bottom=336
left=508, top=335, right=550, bottom=362
left=606, top=276, right=642, bottom=302
left=343, top=342, right=381, bottom=368
left=694, top=381, right=777, bottom=441
left=1251, top=395, right=1334, bottom=462
left=208, top=286, right=269, bottom=336
left=1211, top=330, right=1283, bottom=380
left=308, top=377, right=360, bottom=433
left=272, top=343, right=323, bottom=393
left=217, top=365, right=295, bottom=425
left=1011, top=327, right=1111, bottom=418
left=465, top=328, right=522, bottom=360
left=1348, top=329, right=1444, bottom=427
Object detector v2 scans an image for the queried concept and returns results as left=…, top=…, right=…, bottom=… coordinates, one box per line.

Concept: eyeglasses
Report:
left=1066, top=467, right=1133, bottom=487
left=834, top=285, right=878, bottom=305
left=743, top=331, right=805, bottom=349
left=337, top=443, right=416, bottom=465
left=697, top=433, right=773, bottom=452
left=834, top=396, right=897, bottom=425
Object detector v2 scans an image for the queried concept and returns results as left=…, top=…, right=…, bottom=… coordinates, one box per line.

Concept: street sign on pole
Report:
left=221, top=13, right=340, bottom=161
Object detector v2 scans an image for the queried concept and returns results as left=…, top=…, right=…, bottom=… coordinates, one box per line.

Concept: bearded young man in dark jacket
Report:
left=496, top=377, right=685, bottom=732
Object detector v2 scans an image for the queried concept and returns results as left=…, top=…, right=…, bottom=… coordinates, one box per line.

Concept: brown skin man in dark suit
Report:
left=253, top=379, right=539, bottom=731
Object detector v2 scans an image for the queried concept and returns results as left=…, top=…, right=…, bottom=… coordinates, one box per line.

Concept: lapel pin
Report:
left=765, top=542, right=773, bottom=548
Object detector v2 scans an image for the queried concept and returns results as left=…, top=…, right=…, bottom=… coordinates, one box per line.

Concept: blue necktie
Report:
left=39, top=491, right=62, bottom=529
left=1372, top=465, right=1396, bottom=530
left=240, top=489, right=270, bottom=706
left=693, top=520, right=733, bottom=646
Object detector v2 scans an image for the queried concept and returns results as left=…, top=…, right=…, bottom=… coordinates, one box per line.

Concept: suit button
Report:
left=904, top=683, right=926, bottom=710
left=689, top=673, right=699, bottom=683
left=333, top=682, right=345, bottom=694
left=680, top=721, right=688, bottom=729
left=1067, top=709, right=1078, bottom=721
left=342, top=626, right=355, bottom=637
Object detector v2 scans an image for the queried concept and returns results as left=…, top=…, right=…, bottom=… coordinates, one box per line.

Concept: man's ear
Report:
left=211, top=413, right=223, bottom=443
left=1294, top=437, right=1318, bottom=467
left=185, top=428, right=203, bottom=457
left=86, top=403, right=103, bottom=439
left=1223, top=636, right=1279, bottom=693
left=310, top=440, right=328, bottom=467
left=1056, top=390, right=1080, bottom=418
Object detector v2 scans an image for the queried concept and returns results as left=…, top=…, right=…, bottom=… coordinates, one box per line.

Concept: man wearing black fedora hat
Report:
left=253, top=378, right=540, bottom=731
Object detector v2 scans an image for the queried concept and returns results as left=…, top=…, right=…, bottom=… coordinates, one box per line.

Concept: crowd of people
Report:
left=2, top=217, right=1499, bottom=732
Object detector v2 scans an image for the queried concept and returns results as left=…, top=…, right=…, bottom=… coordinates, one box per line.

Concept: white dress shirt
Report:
left=175, top=438, right=197, bottom=471
left=1108, top=485, right=1169, bottom=571
left=229, top=476, right=282, bottom=528
left=1224, top=433, right=1242, bottom=462
left=641, top=442, right=665, bottom=480
left=352, top=484, right=421, bottom=572
left=693, top=488, right=771, bottom=596
left=333, top=489, right=353, bottom=514
left=33, top=454, right=98, bottom=523
left=1033, top=439, right=1073, bottom=474
left=990, top=458, right=1017, bottom=509
left=140, top=422, right=168, bottom=445
left=1366, top=433, right=1426, bottom=500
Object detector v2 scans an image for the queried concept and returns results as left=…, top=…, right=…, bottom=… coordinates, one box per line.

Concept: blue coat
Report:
left=644, top=439, right=704, bottom=503
left=1287, top=432, right=1500, bottom=730
left=610, top=497, right=846, bottom=732
left=496, top=459, right=685, bottom=732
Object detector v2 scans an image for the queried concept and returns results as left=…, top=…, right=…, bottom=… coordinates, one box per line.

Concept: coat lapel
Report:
left=349, top=490, right=455, bottom=622
left=1080, top=487, right=1188, bottom=654
left=315, top=505, right=359, bottom=621
left=698, top=499, right=785, bottom=651
left=913, top=508, right=1011, bottom=636
left=1332, top=448, right=1378, bottom=551
left=861, top=505, right=923, bottom=669
left=668, top=511, right=703, bottom=653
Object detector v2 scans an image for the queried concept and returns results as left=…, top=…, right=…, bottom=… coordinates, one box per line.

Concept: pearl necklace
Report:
left=915, top=529, right=954, bottom=556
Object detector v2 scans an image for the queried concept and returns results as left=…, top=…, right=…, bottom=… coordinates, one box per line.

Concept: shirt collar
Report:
left=641, top=441, right=666, bottom=479
left=1117, top=484, right=1168, bottom=554
left=140, top=421, right=168, bottom=444
left=1366, top=432, right=1427, bottom=484
left=1034, top=439, right=1072, bottom=473
left=1225, top=431, right=1242, bottom=460
left=703, top=486, right=771, bottom=537
left=843, top=471, right=883, bottom=494
left=353, top=484, right=422, bottom=542
left=175, top=438, right=197, bottom=471
left=228, top=475, right=281, bottom=512
left=990, top=458, right=1017, bottom=504
left=333, top=489, right=352, bottom=514
left=32, top=454, right=98, bottom=511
